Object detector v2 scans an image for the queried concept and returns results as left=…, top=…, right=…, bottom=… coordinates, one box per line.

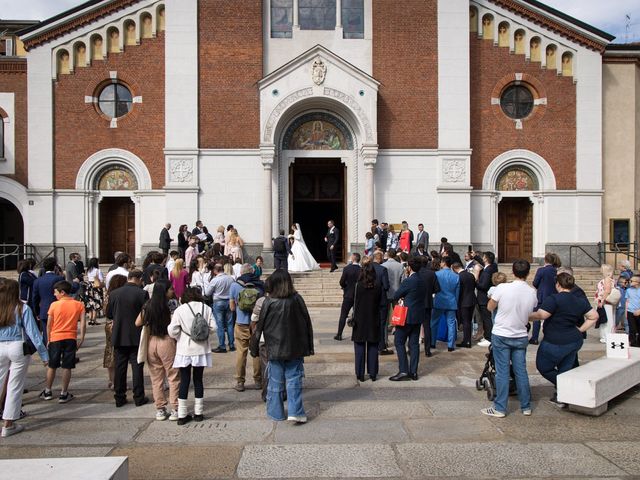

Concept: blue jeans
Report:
left=266, top=358, right=305, bottom=421
left=212, top=300, right=234, bottom=349
left=431, top=309, right=457, bottom=348
left=491, top=334, right=531, bottom=413
left=530, top=320, right=541, bottom=342
left=536, top=338, right=583, bottom=386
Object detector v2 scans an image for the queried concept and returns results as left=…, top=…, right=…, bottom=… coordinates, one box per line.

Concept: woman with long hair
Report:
left=168, top=287, right=216, bottom=425
left=399, top=222, right=411, bottom=254
left=227, top=229, right=244, bottom=263
left=136, top=281, right=179, bottom=421
left=595, top=264, right=617, bottom=344
left=170, top=259, right=189, bottom=301
left=250, top=269, right=314, bottom=423
left=17, top=259, right=37, bottom=313
left=177, top=224, right=189, bottom=258
left=83, top=257, right=104, bottom=326
left=213, top=225, right=225, bottom=250
left=0, top=279, right=48, bottom=437
left=189, top=256, right=208, bottom=291
left=351, top=263, right=382, bottom=382
left=104, top=274, right=127, bottom=389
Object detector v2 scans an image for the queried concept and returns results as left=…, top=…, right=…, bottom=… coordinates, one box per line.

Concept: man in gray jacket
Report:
left=381, top=249, right=403, bottom=355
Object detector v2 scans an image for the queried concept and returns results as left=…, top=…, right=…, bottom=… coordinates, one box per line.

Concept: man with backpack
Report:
left=272, top=230, right=292, bottom=271
left=229, top=264, right=263, bottom=392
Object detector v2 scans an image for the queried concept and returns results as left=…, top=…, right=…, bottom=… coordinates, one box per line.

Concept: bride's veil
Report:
left=295, top=223, right=307, bottom=245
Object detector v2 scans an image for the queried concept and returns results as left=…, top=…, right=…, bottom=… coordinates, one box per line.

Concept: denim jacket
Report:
left=0, top=305, right=49, bottom=361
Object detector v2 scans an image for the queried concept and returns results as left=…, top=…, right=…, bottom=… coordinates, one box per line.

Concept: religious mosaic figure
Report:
left=98, top=168, right=138, bottom=190
left=497, top=169, right=536, bottom=191
left=289, top=120, right=346, bottom=150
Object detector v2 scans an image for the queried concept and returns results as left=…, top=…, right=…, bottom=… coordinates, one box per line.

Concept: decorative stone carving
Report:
left=170, top=158, right=193, bottom=183
left=323, top=87, right=374, bottom=142
left=264, top=87, right=314, bottom=142
left=312, top=58, right=327, bottom=85
left=442, top=159, right=466, bottom=183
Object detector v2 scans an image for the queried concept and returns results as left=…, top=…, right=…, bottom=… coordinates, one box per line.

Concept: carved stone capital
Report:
left=260, top=143, right=276, bottom=168
left=361, top=144, right=378, bottom=167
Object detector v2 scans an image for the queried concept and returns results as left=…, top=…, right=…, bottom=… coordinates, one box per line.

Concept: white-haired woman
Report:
left=595, top=264, right=617, bottom=344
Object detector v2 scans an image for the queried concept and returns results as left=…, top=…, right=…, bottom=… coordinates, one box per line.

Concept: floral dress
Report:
left=82, top=267, right=104, bottom=313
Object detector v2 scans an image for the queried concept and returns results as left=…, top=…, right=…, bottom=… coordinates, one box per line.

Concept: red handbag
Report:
left=390, top=303, right=408, bottom=327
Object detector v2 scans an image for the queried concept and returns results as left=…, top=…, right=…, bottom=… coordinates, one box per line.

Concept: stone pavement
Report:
left=1, top=306, right=639, bottom=479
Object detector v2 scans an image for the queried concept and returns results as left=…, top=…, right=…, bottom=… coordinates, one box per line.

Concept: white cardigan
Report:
left=168, top=301, right=217, bottom=356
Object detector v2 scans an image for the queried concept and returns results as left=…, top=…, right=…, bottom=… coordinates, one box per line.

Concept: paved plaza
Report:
left=0, top=306, right=639, bottom=478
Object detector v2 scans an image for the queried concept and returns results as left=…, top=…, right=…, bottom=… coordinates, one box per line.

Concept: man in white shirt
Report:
left=105, top=253, right=131, bottom=290
left=481, top=259, right=537, bottom=418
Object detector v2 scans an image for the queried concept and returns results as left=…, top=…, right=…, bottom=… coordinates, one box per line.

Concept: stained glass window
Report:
left=299, top=0, right=336, bottom=31
left=342, top=0, right=364, bottom=39
left=500, top=84, right=534, bottom=120
left=271, top=0, right=293, bottom=38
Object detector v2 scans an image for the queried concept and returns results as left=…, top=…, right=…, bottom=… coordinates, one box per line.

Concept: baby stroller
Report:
left=476, top=344, right=517, bottom=401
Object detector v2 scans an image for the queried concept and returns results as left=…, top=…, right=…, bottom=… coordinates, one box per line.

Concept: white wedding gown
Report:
left=288, top=225, right=321, bottom=272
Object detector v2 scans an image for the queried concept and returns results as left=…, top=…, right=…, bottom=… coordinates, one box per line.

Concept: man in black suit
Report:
left=418, top=256, right=440, bottom=357
left=390, top=257, right=426, bottom=381
left=324, top=220, right=339, bottom=272
left=335, top=252, right=361, bottom=340
left=416, top=224, right=429, bottom=254
left=192, top=220, right=204, bottom=253
left=372, top=251, right=390, bottom=351
left=476, top=251, right=498, bottom=346
left=272, top=229, right=291, bottom=271
left=379, top=223, right=389, bottom=251
left=159, top=223, right=173, bottom=255
left=453, top=262, right=476, bottom=348
left=107, top=270, right=149, bottom=407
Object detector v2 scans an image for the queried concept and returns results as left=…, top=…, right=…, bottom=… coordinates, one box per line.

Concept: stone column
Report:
left=293, top=0, right=299, bottom=28
left=361, top=144, right=378, bottom=231
left=260, top=144, right=276, bottom=266
left=336, top=0, right=342, bottom=28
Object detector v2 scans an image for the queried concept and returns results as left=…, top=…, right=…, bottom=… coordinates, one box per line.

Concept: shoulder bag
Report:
left=20, top=309, right=37, bottom=356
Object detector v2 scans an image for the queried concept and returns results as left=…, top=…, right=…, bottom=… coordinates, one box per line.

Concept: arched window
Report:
left=57, top=49, right=70, bottom=75
left=107, top=27, right=120, bottom=53
left=498, top=22, right=510, bottom=47
left=157, top=6, right=165, bottom=31
left=74, top=42, right=86, bottom=67
left=141, top=13, right=153, bottom=38
left=562, top=52, right=573, bottom=77
left=469, top=7, right=478, bottom=33
left=482, top=14, right=494, bottom=40
left=95, top=165, right=138, bottom=190
left=530, top=37, right=541, bottom=62
left=91, top=34, right=103, bottom=61
left=546, top=44, right=557, bottom=70
left=514, top=29, right=526, bottom=55
left=124, top=20, right=137, bottom=46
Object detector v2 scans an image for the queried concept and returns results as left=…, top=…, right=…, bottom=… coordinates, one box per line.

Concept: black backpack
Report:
left=273, top=236, right=287, bottom=255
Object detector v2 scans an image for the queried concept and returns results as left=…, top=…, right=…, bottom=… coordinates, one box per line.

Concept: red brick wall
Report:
left=0, top=62, right=28, bottom=186
left=373, top=0, right=438, bottom=149
left=53, top=33, right=165, bottom=189
left=198, top=0, right=262, bottom=148
left=470, top=36, right=577, bottom=189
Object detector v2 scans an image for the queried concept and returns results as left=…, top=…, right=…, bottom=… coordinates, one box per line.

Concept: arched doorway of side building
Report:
left=0, top=198, right=24, bottom=270
left=95, top=165, right=138, bottom=263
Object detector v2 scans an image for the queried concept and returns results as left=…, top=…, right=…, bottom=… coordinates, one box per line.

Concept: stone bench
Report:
left=0, top=456, right=128, bottom=479
left=556, top=347, right=640, bottom=416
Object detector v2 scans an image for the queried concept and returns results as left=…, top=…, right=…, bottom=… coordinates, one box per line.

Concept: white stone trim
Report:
left=0, top=93, right=15, bottom=175
left=482, top=149, right=557, bottom=191
left=0, top=176, right=28, bottom=218
left=75, top=148, right=153, bottom=190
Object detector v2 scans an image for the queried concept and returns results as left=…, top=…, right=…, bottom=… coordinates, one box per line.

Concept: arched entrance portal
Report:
left=95, top=165, right=138, bottom=263
left=282, top=112, right=354, bottom=263
left=496, top=166, right=537, bottom=262
left=0, top=198, right=24, bottom=270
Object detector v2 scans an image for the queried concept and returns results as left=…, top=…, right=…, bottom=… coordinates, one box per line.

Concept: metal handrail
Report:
left=0, top=244, right=23, bottom=271
left=597, top=241, right=639, bottom=270
left=569, top=245, right=601, bottom=267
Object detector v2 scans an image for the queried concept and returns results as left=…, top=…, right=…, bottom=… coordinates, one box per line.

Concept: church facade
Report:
left=0, top=0, right=616, bottom=266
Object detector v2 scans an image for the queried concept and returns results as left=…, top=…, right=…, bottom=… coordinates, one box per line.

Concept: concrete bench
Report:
left=557, top=347, right=640, bottom=416
left=0, top=457, right=128, bottom=479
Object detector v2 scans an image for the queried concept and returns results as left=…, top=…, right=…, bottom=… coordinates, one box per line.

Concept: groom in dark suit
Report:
left=324, top=220, right=339, bottom=272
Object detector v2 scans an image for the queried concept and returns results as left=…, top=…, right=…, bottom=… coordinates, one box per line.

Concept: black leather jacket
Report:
left=250, top=293, right=314, bottom=360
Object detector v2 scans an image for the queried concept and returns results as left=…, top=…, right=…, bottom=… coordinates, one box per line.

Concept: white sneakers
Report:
left=477, top=339, right=491, bottom=347
left=287, top=415, right=307, bottom=424
left=480, top=407, right=506, bottom=418
left=1, top=423, right=24, bottom=437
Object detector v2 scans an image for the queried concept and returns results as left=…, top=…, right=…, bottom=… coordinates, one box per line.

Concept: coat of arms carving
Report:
left=312, top=58, right=327, bottom=85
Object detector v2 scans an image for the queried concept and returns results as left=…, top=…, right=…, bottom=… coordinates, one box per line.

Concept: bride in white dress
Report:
left=288, top=223, right=321, bottom=272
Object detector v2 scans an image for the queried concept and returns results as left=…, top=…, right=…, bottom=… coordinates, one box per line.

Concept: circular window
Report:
left=98, top=82, right=133, bottom=119
left=500, top=84, right=534, bottom=119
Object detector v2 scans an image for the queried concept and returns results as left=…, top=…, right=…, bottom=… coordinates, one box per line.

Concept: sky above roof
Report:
left=0, top=0, right=638, bottom=43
